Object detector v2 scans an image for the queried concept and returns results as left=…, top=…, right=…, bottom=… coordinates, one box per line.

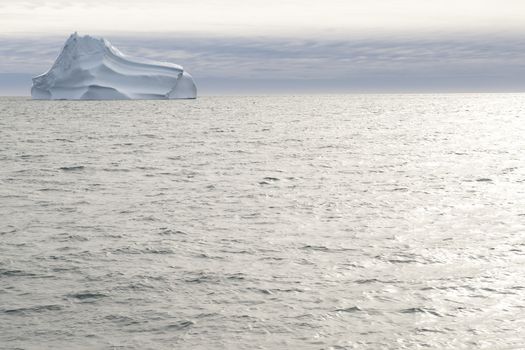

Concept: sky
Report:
left=2, top=0, right=525, bottom=95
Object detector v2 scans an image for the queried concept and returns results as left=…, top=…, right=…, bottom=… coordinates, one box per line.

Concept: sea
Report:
left=1, top=94, right=524, bottom=349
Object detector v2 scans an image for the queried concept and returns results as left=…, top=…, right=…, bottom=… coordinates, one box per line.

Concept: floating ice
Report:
left=32, top=33, right=197, bottom=100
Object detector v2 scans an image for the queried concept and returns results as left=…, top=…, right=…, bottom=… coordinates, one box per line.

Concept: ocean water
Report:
left=1, top=94, right=524, bottom=349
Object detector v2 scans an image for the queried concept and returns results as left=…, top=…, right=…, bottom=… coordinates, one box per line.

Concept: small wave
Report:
left=104, top=314, right=140, bottom=326
left=416, top=327, right=446, bottom=334
left=501, top=167, right=518, bottom=173
left=400, top=307, right=442, bottom=316
left=354, top=278, right=382, bottom=284
left=143, top=247, right=175, bottom=254
left=247, top=287, right=272, bottom=295
left=136, top=166, right=159, bottom=170
left=117, top=281, right=158, bottom=292
left=102, top=168, right=130, bottom=172
left=59, top=165, right=85, bottom=171
left=195, top=253, right=225, bottom=260
left=53, top=234, right=89, bottom=242
left=263, top=177, right=280, bottom=181
left=184, top=272, right=246, bottom=284
left=301, top=245, right=331, bottom=252
left=271, top=287, right=305, bottom=293
left=0, top=269, right=37, bottom=277
left=165, top=320, right=195, bottom=330
left=20, top=154, right=44, bottom=159
left=388, top=258, right=418, bottom=264
left=3, top=304, right=62, bottom=314
left=158, top=228, right=187, bottom=235
left=391, top=187, right=409, bottom=192
left=55, top=138, right=74, bottom=143
left=0, top=227, right=17, bottom=235
left=335, top=306, right=362, bottom=313
left=184, top=274, right=220, bottom=284
left=38, top=188, right=61, bottom=192
left=227, top=273, right=246, bottom=281
left=67, top=292, right=107, bottom=300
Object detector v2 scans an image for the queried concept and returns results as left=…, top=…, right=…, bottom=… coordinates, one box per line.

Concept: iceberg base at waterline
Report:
left=31, top=33, right=197, bottom=100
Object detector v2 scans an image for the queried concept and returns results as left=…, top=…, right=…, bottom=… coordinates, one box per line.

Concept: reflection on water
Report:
left=1, top=94, right=524, bottom=349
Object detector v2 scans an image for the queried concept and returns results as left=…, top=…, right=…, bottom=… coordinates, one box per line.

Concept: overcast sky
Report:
left=2, top=0, right=525, bottom=94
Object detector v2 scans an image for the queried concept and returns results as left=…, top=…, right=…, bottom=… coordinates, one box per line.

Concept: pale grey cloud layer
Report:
left=2, top=33, right=525, bottom=95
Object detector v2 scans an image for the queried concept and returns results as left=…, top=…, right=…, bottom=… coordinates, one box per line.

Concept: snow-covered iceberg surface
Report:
left=32, top=33, right=197, bottom=100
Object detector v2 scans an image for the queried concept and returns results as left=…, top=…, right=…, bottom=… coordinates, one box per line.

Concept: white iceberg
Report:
left=32, top=33, right=197, bottom=100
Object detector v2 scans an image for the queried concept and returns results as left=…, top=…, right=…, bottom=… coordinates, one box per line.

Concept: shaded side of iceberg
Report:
left=32, top=33, right=197, bottom=100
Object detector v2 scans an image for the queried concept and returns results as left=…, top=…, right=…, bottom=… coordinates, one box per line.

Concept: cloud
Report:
left=2, top=33, right=525, bottom=93
left=2, top=0, right=525, bottom=37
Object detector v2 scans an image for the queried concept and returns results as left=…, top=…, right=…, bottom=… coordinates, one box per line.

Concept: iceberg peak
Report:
left=32, top=33, right=197, bottom=100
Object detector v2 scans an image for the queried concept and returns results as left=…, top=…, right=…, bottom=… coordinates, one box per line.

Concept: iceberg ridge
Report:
left=32, top=33, right=197, bottom=100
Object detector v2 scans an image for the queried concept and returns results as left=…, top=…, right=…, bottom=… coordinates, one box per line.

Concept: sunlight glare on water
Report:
left=1, top=94, right=524, bottom=349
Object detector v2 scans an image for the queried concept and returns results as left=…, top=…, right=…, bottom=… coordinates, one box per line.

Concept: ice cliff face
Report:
left=32, top=33, right=197, bottom=100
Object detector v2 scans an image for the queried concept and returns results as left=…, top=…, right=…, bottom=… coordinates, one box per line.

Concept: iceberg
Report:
left=31, top=33, right=197, bottom=100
